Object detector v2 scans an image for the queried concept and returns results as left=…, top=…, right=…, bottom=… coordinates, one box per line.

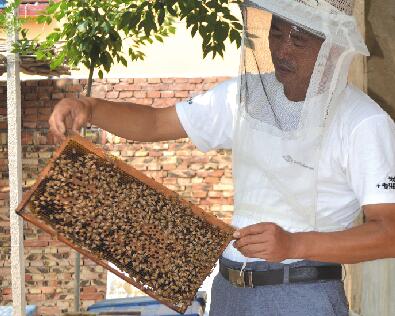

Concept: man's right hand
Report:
left=49, top=97, right=94, bottom=143
left=48, top=95, right=186, bottom=144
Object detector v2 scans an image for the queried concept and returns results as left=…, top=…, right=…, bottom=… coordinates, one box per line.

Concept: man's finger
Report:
left=233, top=222, right=276, bottom=239
left=49, top=125, right=66, bottom=143
left=233, top=234, right=268, bottom=249
left=237, top=246, right=271, bottom=259
left=49, top=117, right=64, bottom=140
left=71, top=114, right=86, bottom=133
left=49, top=109, right=68, bottom=136
left=236, top=242, right=268, bottom=255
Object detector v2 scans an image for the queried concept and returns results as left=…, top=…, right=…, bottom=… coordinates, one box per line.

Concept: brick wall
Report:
left=0, top=77, right=234, bottom=315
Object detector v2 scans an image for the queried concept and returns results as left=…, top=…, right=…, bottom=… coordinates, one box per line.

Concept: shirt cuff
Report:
left=175, top=101, right=211, bottom=153
left=360, top=193, right=395, bottom=206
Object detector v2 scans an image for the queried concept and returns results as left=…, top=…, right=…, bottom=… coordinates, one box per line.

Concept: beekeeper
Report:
left=49, top=0, right=395, bottom=314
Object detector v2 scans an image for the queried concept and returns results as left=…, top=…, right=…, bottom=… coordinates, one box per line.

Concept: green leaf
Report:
left=155, top=35, right=163, bottom=42
left=98, top=69, right=103, bottom=79
left=36, top=15, right=47, bottom=24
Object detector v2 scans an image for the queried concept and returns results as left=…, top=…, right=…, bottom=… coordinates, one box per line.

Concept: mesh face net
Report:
left=234, top=0, right=369, bottom=227
left=241, top=0, right=368, bottom=135
left=294, top=0, right=355, bottom=15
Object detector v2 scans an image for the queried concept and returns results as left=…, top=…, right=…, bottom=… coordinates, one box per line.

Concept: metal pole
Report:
left=74, top=252, right=81, bottom=312
left=6, top=1, right=26, bottom=316
left=74, top=128, right=87, bottom=312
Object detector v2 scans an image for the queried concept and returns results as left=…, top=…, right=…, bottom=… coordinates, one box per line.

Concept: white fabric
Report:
left=239, top=1, right=369, bottom=234
left=246, top=0, right=369, bottom=55
left=176, top=75, right=395, bottom=263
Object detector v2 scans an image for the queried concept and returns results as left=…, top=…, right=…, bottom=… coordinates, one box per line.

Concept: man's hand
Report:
left=49, top=97, right=93, bottom=143
left=48, top=96, right=186, bottom=144
left=233, top=222, right=296, bottom=262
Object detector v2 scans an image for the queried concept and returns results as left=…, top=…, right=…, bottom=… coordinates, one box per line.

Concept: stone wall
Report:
left=0, top=77, right=233, bottom=315
left=366, top=0, right=395, bottom=118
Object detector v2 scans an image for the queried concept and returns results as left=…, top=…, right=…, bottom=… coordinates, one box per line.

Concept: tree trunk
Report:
left=86, top=62, right=95, bottom=97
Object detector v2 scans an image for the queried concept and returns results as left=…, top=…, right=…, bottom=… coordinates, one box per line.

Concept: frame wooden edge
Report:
left=15, top=136, right=74, bottom=215
left=16, top=134, right=237, bottom=314
left=20, top=211, right=190, bottom=314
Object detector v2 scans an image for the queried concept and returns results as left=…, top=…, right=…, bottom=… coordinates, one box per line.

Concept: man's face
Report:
left=269, top=16, right=324, bottom=101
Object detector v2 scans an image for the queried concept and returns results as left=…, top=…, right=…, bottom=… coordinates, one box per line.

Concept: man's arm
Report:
left=233, top=203, right=395, bottom=263
left=49, top=97, right=187, bottom=143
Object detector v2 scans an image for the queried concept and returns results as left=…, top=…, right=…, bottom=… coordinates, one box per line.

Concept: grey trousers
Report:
left=209, top=257, right=349, bottom=316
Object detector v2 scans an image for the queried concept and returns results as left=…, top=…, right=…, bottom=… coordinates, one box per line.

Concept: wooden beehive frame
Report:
left=16, top=134, right=235, bottom=314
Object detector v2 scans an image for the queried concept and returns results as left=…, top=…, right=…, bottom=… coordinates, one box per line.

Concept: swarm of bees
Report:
left=21, top=138, right=234, bottom=314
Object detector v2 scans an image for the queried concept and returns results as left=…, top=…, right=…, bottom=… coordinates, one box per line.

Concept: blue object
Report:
left=87, top=292, right=206, bottom=316
left=0, top=305, right=37, bottom=316
left=0, top=1, right=6, bottom=9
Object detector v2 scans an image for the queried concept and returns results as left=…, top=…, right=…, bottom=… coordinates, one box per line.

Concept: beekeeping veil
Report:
left=233, top=0, right=369, bottom=231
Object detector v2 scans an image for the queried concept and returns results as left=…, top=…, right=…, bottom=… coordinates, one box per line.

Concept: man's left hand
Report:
left=233, top=222, right=295, bottom=262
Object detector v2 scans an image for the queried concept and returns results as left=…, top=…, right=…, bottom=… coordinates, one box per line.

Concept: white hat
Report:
left=245, top=0, right=368, bottom=55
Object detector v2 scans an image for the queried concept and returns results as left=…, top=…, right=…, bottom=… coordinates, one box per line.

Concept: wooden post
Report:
left=6, top=1, right=26, bottom=315
left=344, top=0, right=367, bottom=314
left=359, top=0, right=395, bottom=314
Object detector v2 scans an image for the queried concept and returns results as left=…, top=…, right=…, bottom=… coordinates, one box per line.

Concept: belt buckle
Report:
left=228, top=268, right=254, bottom=288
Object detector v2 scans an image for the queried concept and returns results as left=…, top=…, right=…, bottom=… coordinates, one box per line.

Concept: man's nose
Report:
left=276, top=37, right=294, bottom=59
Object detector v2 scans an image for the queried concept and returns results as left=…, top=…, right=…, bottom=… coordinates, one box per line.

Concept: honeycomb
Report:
left=16, top=135, right=235, bottom=314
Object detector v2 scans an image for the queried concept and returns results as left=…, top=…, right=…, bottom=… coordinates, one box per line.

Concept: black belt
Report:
left=219, top=262, right=342, bottom=288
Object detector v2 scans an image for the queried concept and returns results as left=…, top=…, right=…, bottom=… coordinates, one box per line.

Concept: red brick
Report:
left=23, top=122, right=37, bottom=129
left=134, top=78, right=147, bottom=84
left=27, top=293, right=46, bottom=301
left=189, top=78, right=204, bottom=83
left=175, top=91, right=189, bottom=98
left=25, top=80, right=38, bottom=86
left=172, top=83, right=195, bottom=91
left=114, top=83, right=141, bottom=91
left=38, top=80, right=53, bottom=87
left=216, top=76, right=231, bottom=82
left=54, top=79, right=73, bottom=88
left=80, top=292, right=104, bottom=300
left=148, top=78, right=161, bottom=83
left=38, top=107, right=52, bottom=115
left=24, top=93, right=37, bottom=101
left=147, top=91, right=160, bottom=98
left=160, top=91, right=174, bottom=98
left=175, top=78, right=188, bottom=83
left=1, top=294, right=11, bottom=301
left=39, top=287, right=57, bottom=294
left=133, top=91, right=147, bottom=98
left=52, top=92, right=64, bottom=100
left=24, top=240, right=49, bottom=247
left=118, top=91, right=134, bottom=99
left=66, top=85, right=83, bottom=92
left=82, top=286, right=98, bottom=293
left=124, top=97, right=153, bottom=106
left=210, top=170, right=225, bottom=177
left=203, top=77, right=218, bottom=83
left=145, top=83, right=169, bottom=91
left=148, top=151, right=162, bottom=157
left=38, top=306, right=61, bottom=315
left=152, top=98, right=178, bottom=108
left=2, top=287, right=11, bottom=295
left=106, top=91, right=119, bottom=99
left=205, top=177, right=220, bottom=184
